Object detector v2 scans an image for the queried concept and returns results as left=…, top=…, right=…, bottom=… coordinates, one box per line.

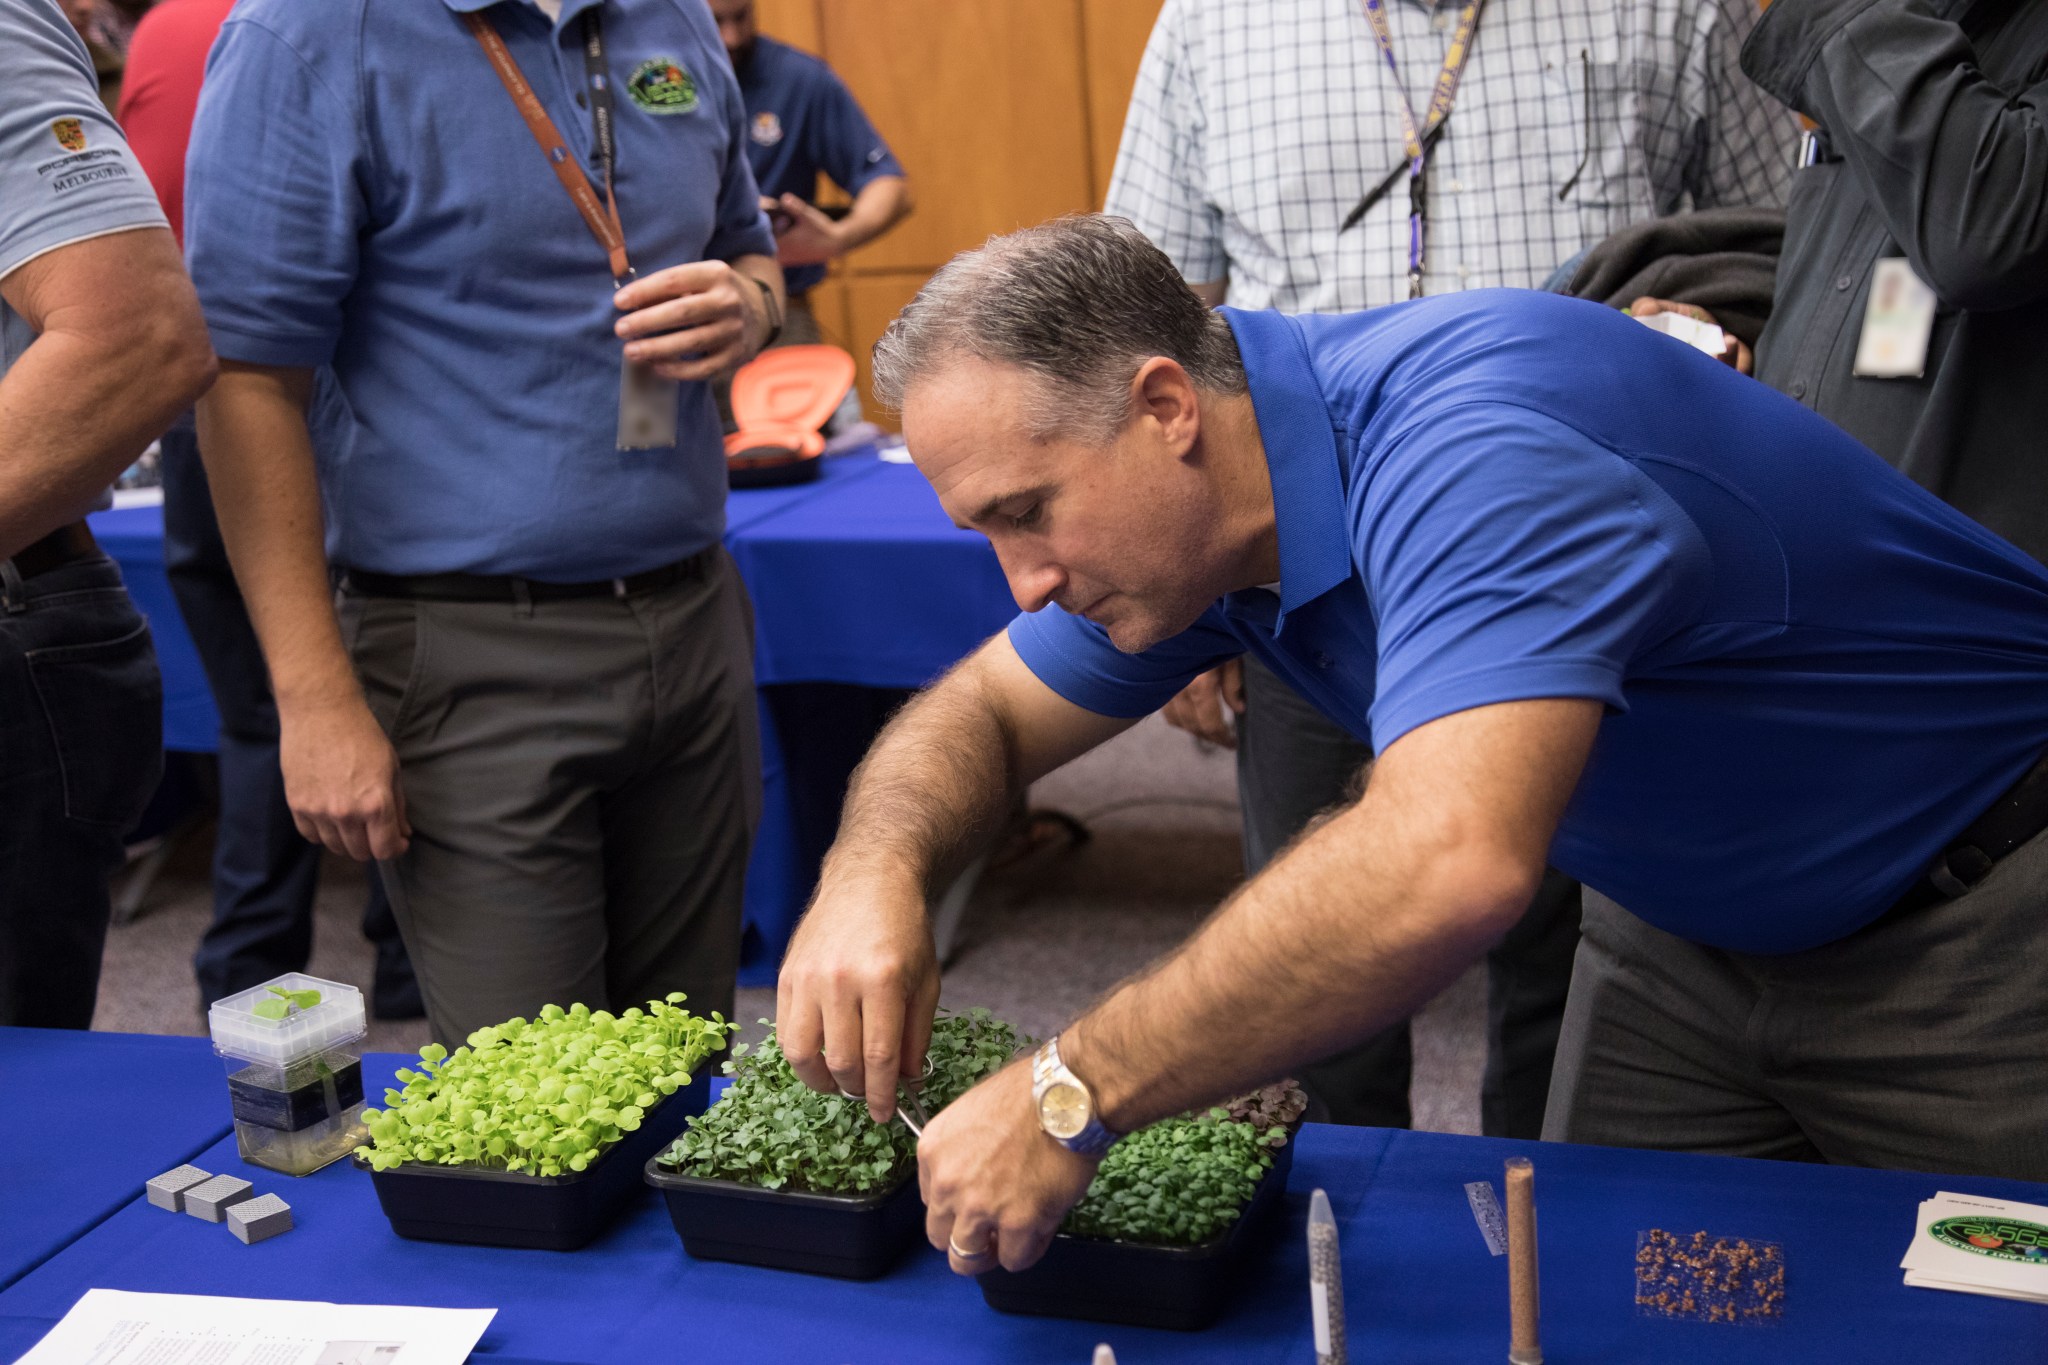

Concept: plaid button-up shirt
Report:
left=1107, top=0, right=1797, bottom=311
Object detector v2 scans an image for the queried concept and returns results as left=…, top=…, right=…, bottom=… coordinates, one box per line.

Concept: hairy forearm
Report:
left=0, top=277, right=213, bottom=556
left=1065, top=779, right=1534, bottom=1131
left=1062, top=698, right=1599, bottom=1132
left=834, top=177, right=912, bottom=254
left=195, top=364, right=356, bottom=710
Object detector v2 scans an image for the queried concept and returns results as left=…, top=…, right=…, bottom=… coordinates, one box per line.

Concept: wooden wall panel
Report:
left=1081, top=0, right=1165, bottom=204
left=816, top=0, right=1095, bottom=274
left=842, top=272, right=929, bottom=432
left=753, top=0, right=823, bottom=56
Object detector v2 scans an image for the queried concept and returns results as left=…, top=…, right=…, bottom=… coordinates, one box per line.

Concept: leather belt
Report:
left=1891, top=744, right=2048, bottom=916
left=8, top=521, right=98, bottom=579
left=337, top=545, right=716, bottom=604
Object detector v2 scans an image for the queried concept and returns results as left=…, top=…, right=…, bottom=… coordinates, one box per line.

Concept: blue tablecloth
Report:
left=0, top=1029, right=231, bottom=1293
left=726, top=452, right=1017, bottom=688
left=84, top=453, right=1018, bottom=982
left=5, top=1036, right=2045, bottom=1363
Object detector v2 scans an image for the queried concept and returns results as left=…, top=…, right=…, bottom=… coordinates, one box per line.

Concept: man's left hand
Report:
left=767, top=192, right=847, bottom=267
left=614, top=261, right=766, bottom=382
left=919, top=1059, right=1101, bottom=1274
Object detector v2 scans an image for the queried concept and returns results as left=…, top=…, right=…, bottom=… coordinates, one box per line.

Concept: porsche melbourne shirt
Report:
left=183, top=0, right=777, bottom=580
left=1010, top=294, right=2048, bottom=954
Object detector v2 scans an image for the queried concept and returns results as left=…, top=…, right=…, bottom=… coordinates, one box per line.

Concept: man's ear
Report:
left=1128, top=357, right=1201, bottom=459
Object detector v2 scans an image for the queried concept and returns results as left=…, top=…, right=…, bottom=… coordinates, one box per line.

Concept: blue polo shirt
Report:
left=1011, top=293, right=2048, bottom=954
left=733, top=35, right=902, bottom=299
left=184, top=0, right=776, bottom=581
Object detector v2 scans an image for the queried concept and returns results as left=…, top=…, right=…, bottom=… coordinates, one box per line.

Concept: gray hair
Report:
left=870, top=214, right=1247, bottom=443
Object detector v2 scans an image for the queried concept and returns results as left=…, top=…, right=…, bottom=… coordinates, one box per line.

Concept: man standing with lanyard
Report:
left=1109, top=0, right=1797, bottom=1137
left=184, top=0, right=781, bottom=1049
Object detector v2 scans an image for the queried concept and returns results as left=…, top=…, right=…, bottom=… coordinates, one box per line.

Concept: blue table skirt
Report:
left=0, top=1030, right=231, bottom=1293
left=6, top=1039, right=2045, bottom=1363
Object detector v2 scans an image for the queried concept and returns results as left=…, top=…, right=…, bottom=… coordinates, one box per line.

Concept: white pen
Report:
left=1310, top=1187, right=1347, bottom=1365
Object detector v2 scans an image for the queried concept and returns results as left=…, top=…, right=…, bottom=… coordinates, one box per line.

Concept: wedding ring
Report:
left=948, top=1234, right=994, bottom=1261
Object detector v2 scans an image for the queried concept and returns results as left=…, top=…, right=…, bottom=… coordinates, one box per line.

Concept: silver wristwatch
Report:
left=1032, top=1035, right=1120, bottom=1156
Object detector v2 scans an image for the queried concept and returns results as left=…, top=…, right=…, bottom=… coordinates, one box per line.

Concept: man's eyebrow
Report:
left=964, top=485, right=1052, bottom=528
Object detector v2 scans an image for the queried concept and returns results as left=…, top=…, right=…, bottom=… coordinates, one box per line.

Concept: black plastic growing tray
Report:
left=976, top=1135, right=1296, bottom=1331
left=646, top=1159, right=926, bottom=1279
left=354, top=1077, right=707, bottom=1251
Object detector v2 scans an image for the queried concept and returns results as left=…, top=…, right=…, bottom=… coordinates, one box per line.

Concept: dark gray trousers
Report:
left=1544, top=826, right=2048, bottom=1181
left=339, top=549, right=758, bottom=1049
left=1236, top=655, right=1582, bottom=1136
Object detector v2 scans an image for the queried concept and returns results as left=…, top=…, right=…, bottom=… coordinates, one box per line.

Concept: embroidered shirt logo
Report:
left=51, top=118, right=86, bottom=152
left=627, top=57, right=698, bottom=115
left=750, top=111, right=783, bottom=145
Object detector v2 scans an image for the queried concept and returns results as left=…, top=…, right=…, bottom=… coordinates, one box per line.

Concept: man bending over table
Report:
left=777, top=215, right=2048, bottom=1276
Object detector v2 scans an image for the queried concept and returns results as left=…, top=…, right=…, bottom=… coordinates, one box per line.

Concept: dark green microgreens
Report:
left=354, top=994, right=729, bottom=1177
left=656, top=1007, right=1028, bottom=1194
left=1061, top=1107, right=1289, bottom=1247
left=251, top=983, right=322, bottom=1020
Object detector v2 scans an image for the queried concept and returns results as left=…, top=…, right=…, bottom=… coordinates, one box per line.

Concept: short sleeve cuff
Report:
left=0, top=208, right=165, bottom=282
left=707, top=219, right=778, bottom=265
left=202, top=316, right=337, bottom=369
left=1007, top=613, right=1182, bottom=719
left=841, top=152, right=906, bottom=197
left=1369, top=656, right=1629, bottom=753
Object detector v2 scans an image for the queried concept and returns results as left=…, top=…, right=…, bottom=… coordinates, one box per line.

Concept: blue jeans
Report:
left=0, top=550, right=162, bottom=1028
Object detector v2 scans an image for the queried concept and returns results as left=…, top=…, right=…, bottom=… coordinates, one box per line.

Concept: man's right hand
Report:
left=1159, top=659, right=1246, bottom=749
left=279, top=696, right=411, bottom=861
left=777, top=874, right=942, bottom=1124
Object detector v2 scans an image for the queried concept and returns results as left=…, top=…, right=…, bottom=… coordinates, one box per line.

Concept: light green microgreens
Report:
left=656, top=1007, right=1027, bottom=1194
left=355, top=994, right=729, bottom=1177
left=251, top=983, right=322, bottom=1020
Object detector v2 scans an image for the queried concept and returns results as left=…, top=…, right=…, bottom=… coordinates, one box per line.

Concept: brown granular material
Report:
left=1634, top=1228, right=1785, bottom=1324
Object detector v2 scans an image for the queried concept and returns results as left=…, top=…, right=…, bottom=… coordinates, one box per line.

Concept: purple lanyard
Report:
left=1359, top=0, right=1487, bottom=298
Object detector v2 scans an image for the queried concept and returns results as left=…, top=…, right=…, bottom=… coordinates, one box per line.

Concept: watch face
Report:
left=1039, top=1080, right=1091, bottom=1140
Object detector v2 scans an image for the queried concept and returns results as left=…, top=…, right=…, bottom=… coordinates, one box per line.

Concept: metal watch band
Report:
left=1033, top=1035, right=1120, bottom=1156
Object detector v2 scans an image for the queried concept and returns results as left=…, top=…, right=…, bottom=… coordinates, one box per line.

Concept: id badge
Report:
left=1853, top=258, right=1938, bottom=379
left=618, top=357, right=679, bottom=450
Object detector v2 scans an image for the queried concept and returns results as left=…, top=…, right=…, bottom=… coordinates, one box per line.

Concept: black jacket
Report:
left=1745, top=0, right=2048, bottom=564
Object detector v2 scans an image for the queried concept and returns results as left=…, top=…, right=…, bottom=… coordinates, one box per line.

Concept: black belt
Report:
left=8, top=521, right=98, bottom=579
left=1891, top=744, right=2048, bottom=915
left=337, top=546, right=715, bottom=604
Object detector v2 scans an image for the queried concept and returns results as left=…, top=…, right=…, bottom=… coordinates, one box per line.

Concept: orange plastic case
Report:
left=724, top=345, right=856, bottom=486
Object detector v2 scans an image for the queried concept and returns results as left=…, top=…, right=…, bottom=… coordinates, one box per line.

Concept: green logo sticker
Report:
left=1929, top=1216, right=2048, bottom=1265
left=627, top=57, right=699, bottom=115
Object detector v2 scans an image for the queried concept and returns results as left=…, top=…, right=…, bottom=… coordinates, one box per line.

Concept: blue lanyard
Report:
left=1354, top=0, right=1487, bottom=298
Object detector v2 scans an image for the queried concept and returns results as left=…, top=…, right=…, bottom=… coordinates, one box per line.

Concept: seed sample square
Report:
left=226, top=1193, right=294, bottom=1245
left=145, top=1165, right=213, bottom=1213
left=1634, top=1228, right=1785, bottom=1324
left=183, top=1174, right=257, bottom=1223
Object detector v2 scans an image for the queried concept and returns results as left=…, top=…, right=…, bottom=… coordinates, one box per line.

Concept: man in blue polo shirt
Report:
left=184, top=0, right=782, bottom=1048
left=710, top=0, right=910, bottom=356
left=776, top=215, right=2048, bottom=1274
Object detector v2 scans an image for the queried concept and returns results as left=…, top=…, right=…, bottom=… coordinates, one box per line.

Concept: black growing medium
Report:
left=646, top=1160, right=926, bottom=1280
left=228, top=1056, right=364, bottom=1131
left=356, top=1078, right=707, bottom=1251
left=976, top=1139, right=1296, bottom=1332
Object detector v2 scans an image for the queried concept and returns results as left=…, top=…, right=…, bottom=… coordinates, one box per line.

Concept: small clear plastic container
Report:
left=209, top=972, right=369, bottom=1176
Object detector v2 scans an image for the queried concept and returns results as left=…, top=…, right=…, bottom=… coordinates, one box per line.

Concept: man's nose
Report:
left=997, top=547, right=1065, bottom=613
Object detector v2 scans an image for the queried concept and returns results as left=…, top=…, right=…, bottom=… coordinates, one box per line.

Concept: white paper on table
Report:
left=15, top=1289, right=495, bottom=1365
left=1899, top=1191, right=2048, bottom=1302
